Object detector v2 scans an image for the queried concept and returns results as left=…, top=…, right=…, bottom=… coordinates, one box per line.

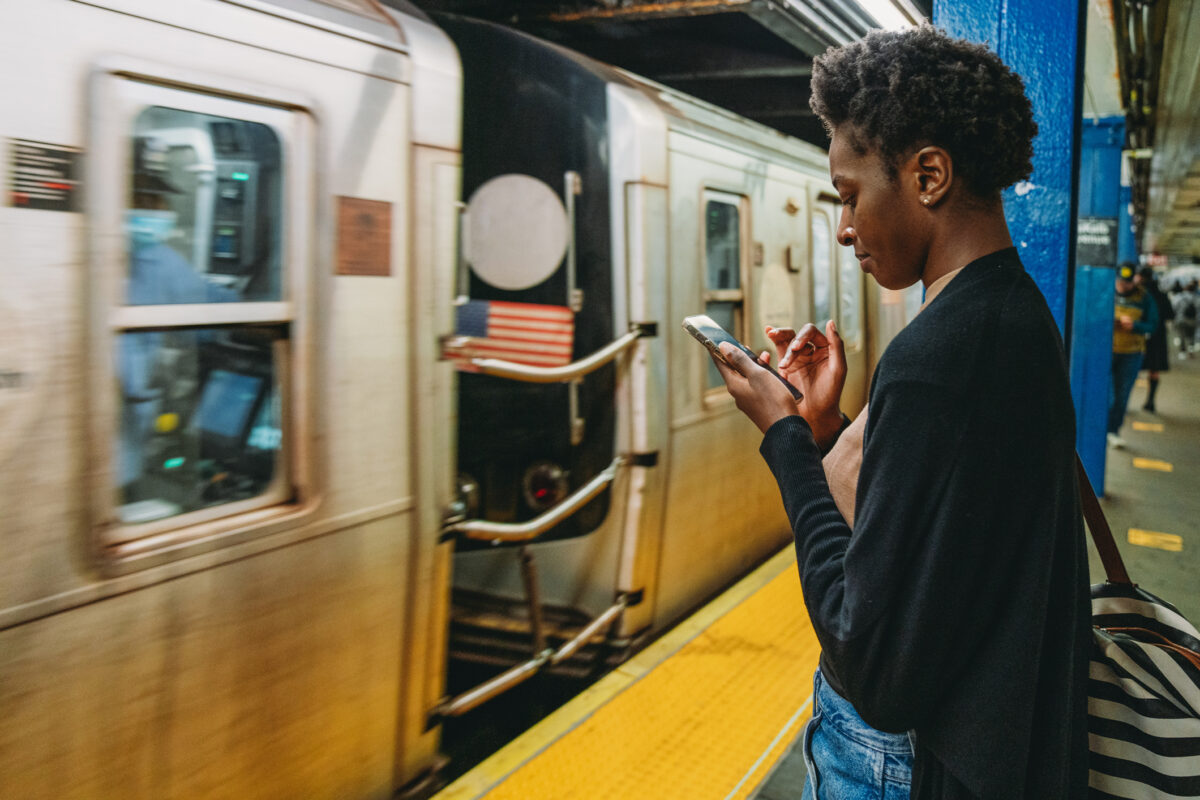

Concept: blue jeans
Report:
left=800, top=668, right=914, bottom=800
left=1108, top=351, right=1144, bottom=434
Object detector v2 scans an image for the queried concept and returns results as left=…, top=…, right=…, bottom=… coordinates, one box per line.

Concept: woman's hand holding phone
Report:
left=711, top=344, right=803, bottom=434
left=726, top=320, right=847, bottom=446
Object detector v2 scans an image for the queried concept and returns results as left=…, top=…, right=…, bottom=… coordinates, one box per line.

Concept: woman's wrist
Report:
left=808, top=408, right=846, bottom=452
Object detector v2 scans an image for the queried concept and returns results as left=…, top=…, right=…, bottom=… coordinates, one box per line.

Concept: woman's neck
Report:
left=922, top=200, right=1013, bottom=288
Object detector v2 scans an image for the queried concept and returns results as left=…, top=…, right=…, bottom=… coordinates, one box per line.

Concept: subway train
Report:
left=0, top=1, right=920, bottom=797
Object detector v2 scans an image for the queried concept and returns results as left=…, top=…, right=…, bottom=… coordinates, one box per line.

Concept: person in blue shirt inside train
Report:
left=711, top=26, right=1089, bottom=800
left=1106, top=262, right=1158, bottom=448
left=119, top=136, right=237, bottom=502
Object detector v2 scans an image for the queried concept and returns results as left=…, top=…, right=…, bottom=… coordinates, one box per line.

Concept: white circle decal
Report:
left=464, top=174, right=569, bottom=291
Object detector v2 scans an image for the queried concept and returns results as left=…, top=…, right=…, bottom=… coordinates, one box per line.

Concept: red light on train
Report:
left=522, top=462, right=568, bottom=512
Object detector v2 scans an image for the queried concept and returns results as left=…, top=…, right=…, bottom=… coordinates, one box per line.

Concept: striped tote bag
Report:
left=1077, top=459, right=1200, bottom=798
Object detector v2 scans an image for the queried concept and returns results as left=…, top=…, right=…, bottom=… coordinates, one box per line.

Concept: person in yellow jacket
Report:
left=1107, top=263, right=1159, bottom=448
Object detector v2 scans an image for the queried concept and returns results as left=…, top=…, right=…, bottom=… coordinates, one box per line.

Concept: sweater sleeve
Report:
left=760, top=377, right=994, bottom=733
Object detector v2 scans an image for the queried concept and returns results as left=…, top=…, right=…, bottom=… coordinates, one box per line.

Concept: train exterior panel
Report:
left=440, top=17, right=907, bottom=658
left=1, top=1, right=459, bottom=796
left=1, top=3, right=922, bottom=795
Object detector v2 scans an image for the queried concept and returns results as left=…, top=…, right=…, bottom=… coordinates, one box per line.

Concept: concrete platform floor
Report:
left=1091, top=353, right=1200, bottom=622
left=751, top=354, right=1200, bottom=800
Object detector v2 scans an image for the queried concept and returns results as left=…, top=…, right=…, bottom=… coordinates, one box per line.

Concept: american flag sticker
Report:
left=448, top=300, right=575, bottom=368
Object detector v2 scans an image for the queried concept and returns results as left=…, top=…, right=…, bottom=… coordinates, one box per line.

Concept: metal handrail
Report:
left=432, top=594, right=628, bottom=720
left=455, top=326, right=645, bottom=384
left=447, top=456, right=624, bottom=542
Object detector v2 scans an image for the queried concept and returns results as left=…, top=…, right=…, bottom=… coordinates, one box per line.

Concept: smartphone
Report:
left=682, top=314, right=802, bottom=401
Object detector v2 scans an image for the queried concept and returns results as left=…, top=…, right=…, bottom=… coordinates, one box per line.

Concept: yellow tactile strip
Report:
left=1128, top=528, right=1184, bottom=552
left=436, top=548, right=821, bottom=800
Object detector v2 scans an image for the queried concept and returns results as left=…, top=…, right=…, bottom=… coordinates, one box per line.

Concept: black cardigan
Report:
left=760, top=249, right=1090, bottom=799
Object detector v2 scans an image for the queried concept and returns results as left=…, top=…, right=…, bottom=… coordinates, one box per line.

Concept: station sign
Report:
left=1076, top=217, right=1118, bottom=266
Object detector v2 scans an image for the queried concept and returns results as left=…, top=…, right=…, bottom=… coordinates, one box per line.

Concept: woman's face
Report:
left=828, top=129, right=927, bottom=290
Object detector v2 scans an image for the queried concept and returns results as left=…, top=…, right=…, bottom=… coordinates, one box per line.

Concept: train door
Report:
left=657, top=136, right=792, bottom=629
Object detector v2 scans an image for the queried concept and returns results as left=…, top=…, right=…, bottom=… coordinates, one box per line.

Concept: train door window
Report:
left=837, top=241, right=864, bottom=352
left=91, top=77, right=312, bottom=551
left=703, top=191, right=746, bottom=389
left=811, top=209, right=834, bottom=323
left=127, top=108, right=283, bottom=303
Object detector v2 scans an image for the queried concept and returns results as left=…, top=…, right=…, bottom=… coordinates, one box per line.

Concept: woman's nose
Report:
left=838, top=224, right=856, bottom=247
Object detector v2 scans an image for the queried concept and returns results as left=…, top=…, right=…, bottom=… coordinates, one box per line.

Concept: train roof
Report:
left=615, top=67, right=831, bottom=169
left=235, top=0, right=459, bottom=148
left=438, top=13, right=829, bottom=169
left=232, top=0, right=410, bottom=51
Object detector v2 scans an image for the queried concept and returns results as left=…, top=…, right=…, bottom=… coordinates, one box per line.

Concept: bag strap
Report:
left=1075, top=453, right=1133, bottom=585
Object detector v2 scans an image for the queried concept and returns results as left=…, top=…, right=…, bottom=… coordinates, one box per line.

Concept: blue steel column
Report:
left=933, top=0, right=1084, bottom=330
left=1072, top=117, right=1125, bottom=494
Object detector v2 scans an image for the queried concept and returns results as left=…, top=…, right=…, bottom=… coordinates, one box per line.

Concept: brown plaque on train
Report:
left=336, top=195, right=392, bottom=276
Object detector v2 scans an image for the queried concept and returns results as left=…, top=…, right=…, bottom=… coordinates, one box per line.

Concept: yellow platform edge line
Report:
left=1128, top=528, right=1184, bottom=552
left=433, top=545, right=800, bottom=800
left=724, top=694, right=812, bottom=800
left=1131, top=457, right=1173, bottom=472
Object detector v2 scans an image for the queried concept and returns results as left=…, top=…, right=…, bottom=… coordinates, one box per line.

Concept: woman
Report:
left=712, top=26, right=1090, bottom=800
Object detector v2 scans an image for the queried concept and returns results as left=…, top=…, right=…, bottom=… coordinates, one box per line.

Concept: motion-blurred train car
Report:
left=1, top=1, right=460, bottom=797
left=0, top=1, right=920, bottom=796
left=438, top=16, right=915, bottom=688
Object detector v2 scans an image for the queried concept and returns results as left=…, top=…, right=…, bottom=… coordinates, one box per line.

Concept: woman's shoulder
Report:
left=876, top=258, right=1056, bottom=390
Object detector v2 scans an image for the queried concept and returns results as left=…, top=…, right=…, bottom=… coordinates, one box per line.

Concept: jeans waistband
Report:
left=813, top=668, right=914, bottom=755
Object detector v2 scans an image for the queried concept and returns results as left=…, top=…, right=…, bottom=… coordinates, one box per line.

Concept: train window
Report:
left=92, top=82, right=309, bottom=550
left=115, top=329, right=286, bottom=526
left=837, top=242, right=864, bottom=352
left=128, top=108, right=282, bottom=302
left=811, top=211, right=833, bottom=323
left=703, top=192, right=746, bottom=389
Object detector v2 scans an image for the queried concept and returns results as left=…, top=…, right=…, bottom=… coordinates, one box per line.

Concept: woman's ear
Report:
left=913, top=146, right=953, bottom=207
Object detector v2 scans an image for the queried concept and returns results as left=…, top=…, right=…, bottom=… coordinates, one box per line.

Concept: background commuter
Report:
left=1107, top=263, right=1158, bottom=448
left=1173, top=279, right=1198, bottom=358
left=1135, top=266, right=1173, bottom=412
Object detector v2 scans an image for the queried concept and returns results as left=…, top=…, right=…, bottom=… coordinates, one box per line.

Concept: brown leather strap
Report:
left=1101, top=627, right=1200, bottom=668
left=1075, top=454, right=1133, bottom=585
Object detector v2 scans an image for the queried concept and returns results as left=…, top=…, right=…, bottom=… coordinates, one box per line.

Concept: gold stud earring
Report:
left=922, top=196, right=931, bottom=205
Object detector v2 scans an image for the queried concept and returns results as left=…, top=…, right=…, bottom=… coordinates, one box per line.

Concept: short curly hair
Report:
left=809, top=25, right=1037, bottom=197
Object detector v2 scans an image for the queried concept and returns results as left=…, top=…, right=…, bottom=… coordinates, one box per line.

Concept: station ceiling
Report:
left=403, top=0, right=1197, bottom=261
left=1143, top=0, right=1200, bottom=260
left=407, top=0, right=929, bottom=145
